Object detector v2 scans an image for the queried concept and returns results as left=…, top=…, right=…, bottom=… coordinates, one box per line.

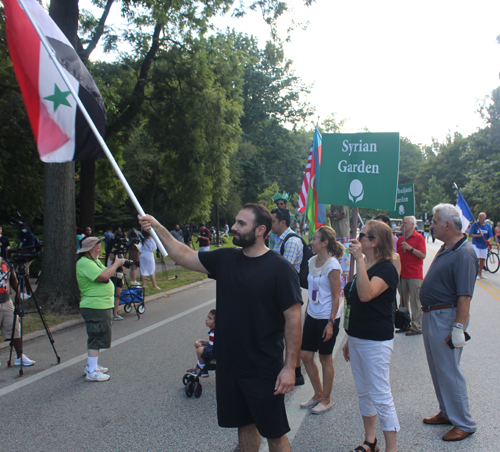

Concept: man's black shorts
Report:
left=301, top=315, right=340, bottom=355
left=216, top=365, right=290, bottom=439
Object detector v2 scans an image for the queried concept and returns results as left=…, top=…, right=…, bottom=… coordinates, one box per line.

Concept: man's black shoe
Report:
left=295, top=375, right=305, bottom=386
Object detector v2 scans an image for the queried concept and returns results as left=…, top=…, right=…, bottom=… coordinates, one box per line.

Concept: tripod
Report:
left=8, top=260, right=60, bottom=376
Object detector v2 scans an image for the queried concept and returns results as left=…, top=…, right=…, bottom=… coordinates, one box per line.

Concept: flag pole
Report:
left=17, top=0, right=167, bottom=256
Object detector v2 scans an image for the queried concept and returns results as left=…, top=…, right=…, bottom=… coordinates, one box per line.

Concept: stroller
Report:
left=119, top=280, right=145, bottom=319
left=182, top=356, right=216, bottom=398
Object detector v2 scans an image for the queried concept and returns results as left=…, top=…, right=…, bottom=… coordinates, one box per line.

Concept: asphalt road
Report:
left=0, top=239, right=497, bottom=451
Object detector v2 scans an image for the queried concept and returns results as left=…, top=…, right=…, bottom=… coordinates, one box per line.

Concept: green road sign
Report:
left=318, top=132, right=400, bottom=211
left=388, top=183, right=415, bottom=217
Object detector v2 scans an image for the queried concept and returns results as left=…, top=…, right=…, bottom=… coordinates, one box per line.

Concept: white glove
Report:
left=451, top=326, right=466, bottom=348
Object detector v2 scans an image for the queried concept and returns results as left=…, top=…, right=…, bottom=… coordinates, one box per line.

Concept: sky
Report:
left=83, top=0, right=500, bottom=147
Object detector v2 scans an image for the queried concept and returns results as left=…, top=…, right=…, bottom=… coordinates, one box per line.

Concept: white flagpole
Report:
left=17, top=0, right=167, bottom=256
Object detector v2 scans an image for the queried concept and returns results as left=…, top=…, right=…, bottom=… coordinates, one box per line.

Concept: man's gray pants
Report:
left=398, top=278, right=423, bottom=332
left=422, top=308, right=476, bottom=433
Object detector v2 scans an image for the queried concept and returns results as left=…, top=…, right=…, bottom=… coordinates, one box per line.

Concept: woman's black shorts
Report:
left=301, top=314, right=340, bottom=355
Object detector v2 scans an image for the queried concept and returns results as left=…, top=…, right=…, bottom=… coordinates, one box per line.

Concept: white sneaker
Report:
left=14, top=354, right=35, bottom=366
left=84, top=364, right=109, bottom=376
left=131, top=281, right=139, bottom=286
left=481, top=275, right=487, bottom=280
left=85, top=370, right=110, bottom=382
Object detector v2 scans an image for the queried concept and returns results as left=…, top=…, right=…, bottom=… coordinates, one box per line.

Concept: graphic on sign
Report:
left=318, top=133, right=400, bottom=211
left=389, top=183, right=415, bottom=218
left=349, top=179, right=364, bottom=203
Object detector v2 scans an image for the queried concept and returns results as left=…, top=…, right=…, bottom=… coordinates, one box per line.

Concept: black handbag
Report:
left=395, top=307, right=411, bottom=330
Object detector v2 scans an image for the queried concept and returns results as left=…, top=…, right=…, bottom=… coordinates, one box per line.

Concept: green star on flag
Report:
left=44, top=84, right=71, bottom=112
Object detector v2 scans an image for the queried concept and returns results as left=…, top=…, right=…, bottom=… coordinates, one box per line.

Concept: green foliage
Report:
left=146, top=33, right=245, bottom=222
left=418, top=176, right=450, bottom=217
left=398, top=136, right=424, bottom=185
left=414, top=132, right=469, bottom=217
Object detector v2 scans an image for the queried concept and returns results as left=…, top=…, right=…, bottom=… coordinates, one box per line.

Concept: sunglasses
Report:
left=359, top=232, right=376, bottom=240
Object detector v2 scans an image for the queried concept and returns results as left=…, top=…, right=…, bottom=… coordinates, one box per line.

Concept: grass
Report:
left=142, top=267, right=208, bottom=296
left=1, top=237, right=234, bottom=339
left=0, top=313, right=81, bottom=339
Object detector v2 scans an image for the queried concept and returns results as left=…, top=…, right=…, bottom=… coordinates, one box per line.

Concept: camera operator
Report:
left=127, top=228, right=141, bottom=286
left=17, top=222, right=38, bottom=249
left=107, top=240, right=132, bottom=321
left=0, top=256, right=35, bottom=366
left=76, top=237, right=125, bottom=382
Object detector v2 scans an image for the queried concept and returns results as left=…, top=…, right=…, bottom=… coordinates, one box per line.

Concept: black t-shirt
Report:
left=0, top=235, right=10, bottom=259
left=199, top=248, right=302, bottom=378
left=344, top=261, right=398, bottom=341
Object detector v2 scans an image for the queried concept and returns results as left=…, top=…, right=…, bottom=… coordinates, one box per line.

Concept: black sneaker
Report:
left=295, top=375, right=305, bottom=386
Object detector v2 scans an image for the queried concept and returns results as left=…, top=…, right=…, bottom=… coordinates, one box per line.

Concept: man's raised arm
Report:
left=138, top=215, right=209, bottom=274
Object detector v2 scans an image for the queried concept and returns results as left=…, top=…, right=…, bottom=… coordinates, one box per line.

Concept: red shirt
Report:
left=397, top=229, right=426, bottom=279
left=199, top=228, right=210, bottom=247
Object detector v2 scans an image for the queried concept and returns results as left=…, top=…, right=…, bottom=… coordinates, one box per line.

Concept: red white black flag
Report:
left=3, top=0, right=106, bottom=162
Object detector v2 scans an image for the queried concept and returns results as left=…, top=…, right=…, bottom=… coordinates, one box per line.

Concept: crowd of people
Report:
left=0, top=195, right=486, bottom=451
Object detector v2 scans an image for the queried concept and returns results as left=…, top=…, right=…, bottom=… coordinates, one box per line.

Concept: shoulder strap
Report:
left=280, top=233, right=302, bottom=255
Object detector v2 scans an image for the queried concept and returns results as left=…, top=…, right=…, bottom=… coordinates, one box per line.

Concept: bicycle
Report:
left=485, top=248, right=500, bottom=273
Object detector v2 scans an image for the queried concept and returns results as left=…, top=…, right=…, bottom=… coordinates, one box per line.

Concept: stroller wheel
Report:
left=138, top=303, right=146, bottom=314
left=185, top=380, right=195, bottom=397
left=182, top=374, right=190, bottom=386
left=123, top=304, right=132, bottom=313
left=194, top=382, right=202, bottom=398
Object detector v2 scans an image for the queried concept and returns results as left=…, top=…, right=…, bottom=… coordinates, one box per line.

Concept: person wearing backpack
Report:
left=271, top=206, right=305, bottom=386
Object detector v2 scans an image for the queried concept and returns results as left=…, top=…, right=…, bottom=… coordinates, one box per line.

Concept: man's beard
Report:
left=232, top=228, right=257, bottom=248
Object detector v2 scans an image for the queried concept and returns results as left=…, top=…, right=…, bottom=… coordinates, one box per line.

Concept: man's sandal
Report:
left=352, top=438, right=380, bottom=452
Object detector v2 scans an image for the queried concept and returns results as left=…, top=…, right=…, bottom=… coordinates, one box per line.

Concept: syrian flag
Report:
left=4, top=0, right=106, bottom=162
left=455, top=188, right=474, bottom=233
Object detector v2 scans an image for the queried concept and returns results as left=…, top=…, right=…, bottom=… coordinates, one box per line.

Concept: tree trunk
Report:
left=79, top=160, right=96, bottom=230
left=36, top=163, right=80, bottom=313
left=35, top=0, right=81, bottom=313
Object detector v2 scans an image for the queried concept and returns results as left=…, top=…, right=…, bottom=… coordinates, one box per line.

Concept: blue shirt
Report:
left=273, top=228, right=303, bottom=273
left=469, top=222, right=493, bottom=249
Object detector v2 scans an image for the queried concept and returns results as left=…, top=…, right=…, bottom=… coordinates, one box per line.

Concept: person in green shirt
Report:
left=76, top=236, right=125, bottom=382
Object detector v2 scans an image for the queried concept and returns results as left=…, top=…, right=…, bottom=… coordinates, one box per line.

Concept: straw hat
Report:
left=77, top=237, right=104, bottom=254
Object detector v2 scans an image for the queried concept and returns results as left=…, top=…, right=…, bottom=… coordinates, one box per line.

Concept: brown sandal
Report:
left=353, top=438, right=379, bottom=452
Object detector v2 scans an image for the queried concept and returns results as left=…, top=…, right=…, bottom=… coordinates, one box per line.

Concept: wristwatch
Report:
left=454, top=322, right=464, bottom=329
left=410, top=247, right=414, bottom=253
left=328, top=318, right=335, bottom=323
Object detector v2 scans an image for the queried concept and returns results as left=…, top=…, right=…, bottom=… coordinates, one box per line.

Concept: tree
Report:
left=398, top=136, right=424, bottom=185
left=462, top=86, right=500, bottom=219
left=419, top=176, right=450, bottom=218
left=35, top=0, right=80, bottom=313
left=75, top=0, right=317, bottom=229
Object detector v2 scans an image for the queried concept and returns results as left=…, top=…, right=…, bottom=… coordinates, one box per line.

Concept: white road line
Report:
left=0, top=298, right=216, bottom=398
left=259, top=310, right=347, bottom=451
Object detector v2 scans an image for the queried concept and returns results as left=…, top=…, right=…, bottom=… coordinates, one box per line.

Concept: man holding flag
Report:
left=469, top=212, right=493, bottom=280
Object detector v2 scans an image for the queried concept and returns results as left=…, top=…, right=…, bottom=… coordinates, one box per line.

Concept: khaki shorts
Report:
left=0, top=300, right=20, bottom=341
left=80, top=308, right=113, bottom=350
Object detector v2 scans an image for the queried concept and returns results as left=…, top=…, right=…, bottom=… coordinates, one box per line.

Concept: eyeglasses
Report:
left=359, top=232, right=376, bottom=240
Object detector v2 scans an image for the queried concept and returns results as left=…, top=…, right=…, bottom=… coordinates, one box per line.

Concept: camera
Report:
left=8, top=244, right=43, bottom=264
left=7, top=211, right=42, bottom=263
left=115, top=253, right=135, bottom=269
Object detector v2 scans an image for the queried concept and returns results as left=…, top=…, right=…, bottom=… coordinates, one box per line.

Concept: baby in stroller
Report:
left=186, top=309, right=215, bottom=377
